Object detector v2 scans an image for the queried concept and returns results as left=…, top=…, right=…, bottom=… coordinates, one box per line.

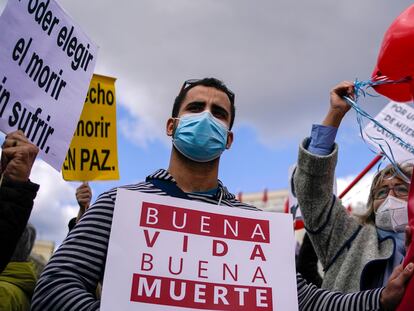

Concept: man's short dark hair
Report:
left=172, top=77, right=236, bottom=130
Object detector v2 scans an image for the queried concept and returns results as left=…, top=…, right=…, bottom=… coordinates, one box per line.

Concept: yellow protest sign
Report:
left=62, top=74, right=119, bottom=181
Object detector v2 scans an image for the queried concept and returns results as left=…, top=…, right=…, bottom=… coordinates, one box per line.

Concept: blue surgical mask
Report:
left=172, top=111, right=229, bottom=162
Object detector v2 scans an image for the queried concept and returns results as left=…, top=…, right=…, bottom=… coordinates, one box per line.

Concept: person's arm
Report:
left=307, top=124, right=338, bottom=156
left=0, top=130, right=39, bottom=273
left=75, top=182, right=92, bottom=222
left=321, top=81, right=353, bottom=128
left=307, top=81, right=353, bottom=155
left=0, top=179, right=39, bottom=272
left=31, top=190, right=115, bottom=311
left=67, top=182, right=92, bottom=232
left=298, top=262, right=413, bottom=311
left=294, top=81, right=359, bottom=267
left=297, top=273, right=382, bottom=310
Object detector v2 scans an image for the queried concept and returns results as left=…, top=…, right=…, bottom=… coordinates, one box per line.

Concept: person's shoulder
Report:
left=117, top=180, right=164, bottom=197
left=84, top=181, right=154, bottom=217
left=118, top=180, right=155, bottom=191
left=96, top=180, right=160, bottom=202
left=227, top=199, right=261, bottom=211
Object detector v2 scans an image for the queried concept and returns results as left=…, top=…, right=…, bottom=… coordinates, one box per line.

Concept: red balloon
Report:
left=372, top=5, right=414, bottom=102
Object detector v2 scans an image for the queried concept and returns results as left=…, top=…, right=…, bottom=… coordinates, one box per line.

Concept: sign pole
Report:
left=338, top=154, right=383, bottom=199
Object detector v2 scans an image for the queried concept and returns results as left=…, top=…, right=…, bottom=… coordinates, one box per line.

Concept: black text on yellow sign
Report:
left=62, top=74, right=119, bottom=181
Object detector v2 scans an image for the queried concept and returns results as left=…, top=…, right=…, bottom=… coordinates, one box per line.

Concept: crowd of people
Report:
left=1, top=78, right=413, bottom=310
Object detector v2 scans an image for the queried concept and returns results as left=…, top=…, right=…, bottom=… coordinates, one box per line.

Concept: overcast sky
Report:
left=55, top=0, right=407, bottom=145
left=0, top=0, right=412, bottom=245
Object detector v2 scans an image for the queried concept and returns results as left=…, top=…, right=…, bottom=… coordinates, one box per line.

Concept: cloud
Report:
left=51, top=0, right=409, bottom=148
left=0, top=0, right=408, bottom=148
left=28, top=160, right=79, bottom=247
left=337, top=172, right=374, bottom=214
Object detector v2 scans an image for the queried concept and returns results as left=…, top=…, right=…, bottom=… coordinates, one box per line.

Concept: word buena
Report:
left=140, top=202, right=270, bottom=243
left=140, top=251, right=268, bottom=284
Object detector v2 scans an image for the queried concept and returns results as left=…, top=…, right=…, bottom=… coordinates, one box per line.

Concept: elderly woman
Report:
left=294, top=81, right=412, bottom=293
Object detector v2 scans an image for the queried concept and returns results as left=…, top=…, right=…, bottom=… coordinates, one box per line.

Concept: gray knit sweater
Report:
left=294, top=139, right=395, bottom=293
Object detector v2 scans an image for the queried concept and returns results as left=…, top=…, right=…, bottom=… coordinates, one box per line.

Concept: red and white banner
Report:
left=101, top=189, right=298, bottom=311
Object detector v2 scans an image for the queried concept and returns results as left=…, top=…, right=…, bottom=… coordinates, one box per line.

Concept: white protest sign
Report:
left=364, top=102, right=414, bottom=162
left=101, top=189, right=298, bottom=311
left=0, top=0, right=98, bottom=170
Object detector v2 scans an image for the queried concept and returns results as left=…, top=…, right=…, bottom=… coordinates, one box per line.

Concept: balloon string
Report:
left=344, top=78, right=414, bottom=183
left=353, top=77, right=411, bottom=101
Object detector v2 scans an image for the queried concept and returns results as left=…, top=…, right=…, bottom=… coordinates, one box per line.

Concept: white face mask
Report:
left=375, top=196, right=408, bottom=232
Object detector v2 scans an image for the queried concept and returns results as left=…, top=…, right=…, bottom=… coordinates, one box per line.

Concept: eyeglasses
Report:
left=373, top=184, right=410, bottom=200
left=180, top=79, right=235, bottom=104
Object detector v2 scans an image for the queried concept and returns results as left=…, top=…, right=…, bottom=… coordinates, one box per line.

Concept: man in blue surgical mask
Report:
left=33, top=78, right=413, bottom=311
left=165, top=78, right=235, bottom=196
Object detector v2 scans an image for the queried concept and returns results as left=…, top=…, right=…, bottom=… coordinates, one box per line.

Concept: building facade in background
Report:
left=239, top=189, right=288, bottom=212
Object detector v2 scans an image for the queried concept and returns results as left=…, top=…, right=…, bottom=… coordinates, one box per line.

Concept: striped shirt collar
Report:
left=146, top=169, right=235, bottom=201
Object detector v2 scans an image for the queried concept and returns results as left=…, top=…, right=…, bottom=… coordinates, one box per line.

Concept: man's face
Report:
left=178, top=85, right=232, bottom=127
left=167, top=85, right=234, bottom=149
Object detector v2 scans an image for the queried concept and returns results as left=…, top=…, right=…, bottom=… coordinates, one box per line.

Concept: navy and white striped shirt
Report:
left=31, top=169, right=383, bottom=310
